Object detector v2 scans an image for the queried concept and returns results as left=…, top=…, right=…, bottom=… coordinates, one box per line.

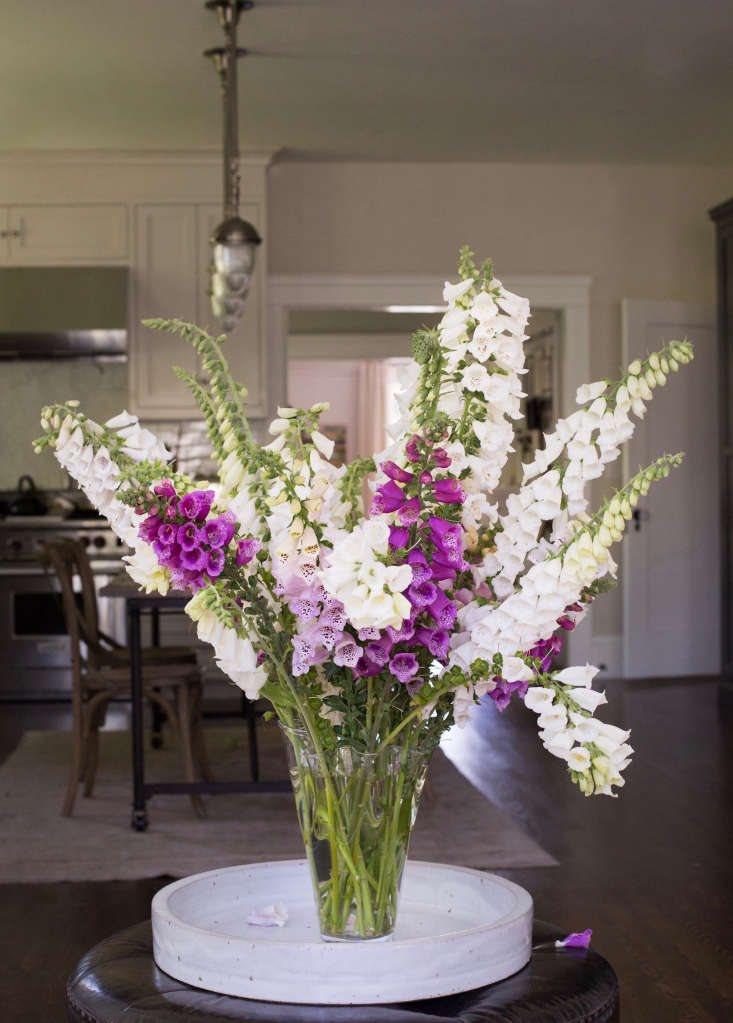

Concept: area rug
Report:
left=0, top=725, right=556, bottom=882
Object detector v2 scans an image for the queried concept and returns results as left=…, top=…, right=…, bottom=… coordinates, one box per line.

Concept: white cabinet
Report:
left=130, top=201, right=266, bottom=420
left=0, top=204, right=128, bottom=265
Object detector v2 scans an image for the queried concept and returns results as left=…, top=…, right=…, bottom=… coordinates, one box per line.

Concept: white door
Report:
left=622, top=300, right=719, bottom=678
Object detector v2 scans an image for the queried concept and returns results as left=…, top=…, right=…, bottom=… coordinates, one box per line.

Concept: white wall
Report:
left=269, top=161, right=733, bottom=642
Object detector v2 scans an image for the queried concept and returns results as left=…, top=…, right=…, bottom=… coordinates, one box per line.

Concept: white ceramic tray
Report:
left=152, top=860, right=532, bottom=1005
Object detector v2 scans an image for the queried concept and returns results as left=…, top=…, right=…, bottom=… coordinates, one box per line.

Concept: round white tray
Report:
left=152, top=860, right=533, bottom=1005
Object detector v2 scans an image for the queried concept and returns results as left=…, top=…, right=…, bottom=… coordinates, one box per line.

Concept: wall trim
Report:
left=0, top=148, right=278, bottom=168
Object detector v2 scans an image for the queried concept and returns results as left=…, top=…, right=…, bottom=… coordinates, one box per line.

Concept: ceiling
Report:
left=2, top=0, right=733, bottom=163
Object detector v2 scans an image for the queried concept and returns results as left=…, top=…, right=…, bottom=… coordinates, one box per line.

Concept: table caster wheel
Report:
left=131, top=809, right=148, bottom=832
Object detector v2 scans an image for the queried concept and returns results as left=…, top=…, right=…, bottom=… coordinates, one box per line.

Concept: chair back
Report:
left=41, top=539, right=103, bottom=675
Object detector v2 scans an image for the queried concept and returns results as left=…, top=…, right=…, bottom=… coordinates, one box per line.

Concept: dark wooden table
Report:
left=98, top=576, right=290, bottom=833
left=66, top=919, right=619, bottom=1022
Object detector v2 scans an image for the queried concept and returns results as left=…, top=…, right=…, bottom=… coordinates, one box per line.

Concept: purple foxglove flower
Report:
left=138, top=515, right=162, bottom=543
left=557, top=615, right=576, bottom=631
left=313, top=624, right=339, bottom=650
left=454, top=587, right=473, bottom=605
left=389, top=652, right=419, bottom=685
left=365, top=640, right=390, bottom=667
left=152, top=539, right=174, bottom=562
left=397, top=497, right=421, bottom=525
left=430, top=447, right=451, bottom=468
left=429, top=589, right=457, bottom=629
left=358, top=627, right=380, bottom=642
left=321, top=601, right=347, bottom=630
left=180, top=546, right=206, bottom=572
left=405, top=435, right=421, bottom=463
left=380, top=461, right=415, bottom=483
left=206, top=548, right=225, bottom=578
left=389, top=525, right=410, bottom=550
left=177, top=521, right=203, bottom=551
left=429, top=516, right=464, bottom=564
left=490, top=681, right=512, bottom=711
left=387, top=619, right=415, bottom=644
left=407, top=550, right=432, bottom=585
left=415, top=626, right=450, bottom=659
left=178, top=489, right=215, bottom=522
left=370, top=479, right=407, bottom=516
left=408, top=580, right=438, bottom=609
left=528, top=635, right=563, bottom=673
left=432, top=478, right=465, bottom=504
left=475, top=581, right=493, bottom=600
left=353, top=654, right=383, bottom=678
left=291, top=598, right=319, bottom=622
left=405, top=676, right=425, bottom=697
left=256, top=650, right=266, bottom=667
left=419, top=471, right=433, bottom=485
left=333, top=637, right=361, bottom=667
left=428, top=559, right=457, bottom=584
left=556, top=929, right=592, bottom=949
left=490, top=678, right=528, bottom=711
left=204, top=512, right=236, bottom=549
left=157, top=522, right=178, bottom=546
left=292, top=629, right=329, bottom=676
left=153, top=480, right=177, bottom=499
left=235, top=537, right=261, bottom=566
left=186, top=572, right=208, bottom=593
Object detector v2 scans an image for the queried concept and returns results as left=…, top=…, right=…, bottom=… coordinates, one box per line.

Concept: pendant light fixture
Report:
left=204, top=0, right=261, bottom=334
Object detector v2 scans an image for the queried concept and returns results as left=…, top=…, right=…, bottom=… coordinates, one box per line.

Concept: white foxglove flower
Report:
left=570, top=688, right=608, bottom=713
left=311, top=430, right=335, bottom=459
left=566, top=746, right=592, bottom=772
left=554, top=664, right=600, bottom=688
left=524, top=687, right=555, bottom=713
left=576, top=380, right=607, bottom=404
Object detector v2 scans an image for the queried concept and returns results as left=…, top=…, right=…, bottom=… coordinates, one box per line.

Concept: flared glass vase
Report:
left=280, top=722, right=431, bottom=942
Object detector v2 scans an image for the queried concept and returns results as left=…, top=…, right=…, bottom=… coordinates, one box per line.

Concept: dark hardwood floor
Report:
left=1, top=679, right=731, bottom=1022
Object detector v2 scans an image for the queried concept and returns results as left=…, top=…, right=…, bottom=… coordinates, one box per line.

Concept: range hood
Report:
left=0, top=267, right=127, bottom=359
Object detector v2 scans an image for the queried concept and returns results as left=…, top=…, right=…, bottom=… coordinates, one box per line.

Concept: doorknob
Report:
left=632, top=508, right=650, bottom=532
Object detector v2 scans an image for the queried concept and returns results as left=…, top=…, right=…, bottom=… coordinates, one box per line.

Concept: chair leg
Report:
left=177, top=684, right=206, bottom=819
left=83, top=694, right=110, bottom=798
left=62, top=705, right=86, bottom=817
left=191, top=685, right=213, bottom=783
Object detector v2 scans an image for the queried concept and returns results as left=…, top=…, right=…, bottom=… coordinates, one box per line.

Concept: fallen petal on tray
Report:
left=247, top=902, right=289, bottom=928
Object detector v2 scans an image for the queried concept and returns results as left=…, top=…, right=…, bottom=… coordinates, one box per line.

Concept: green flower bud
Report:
left=628, top=359, right=642, bottom=376
left=649, top=352, right=660, bottom=371
left=655, top=369, right=666, bottom=387
left=660, top=357, right=670, bottom=374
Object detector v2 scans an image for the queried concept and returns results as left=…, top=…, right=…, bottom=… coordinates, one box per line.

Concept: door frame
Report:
left=268, top=273, right=593, bottom=667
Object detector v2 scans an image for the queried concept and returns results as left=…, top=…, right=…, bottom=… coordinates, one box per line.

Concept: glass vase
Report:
left=280, top=721, right=431, bottom=942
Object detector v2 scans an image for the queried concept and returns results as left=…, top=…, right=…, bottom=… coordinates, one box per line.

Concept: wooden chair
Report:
left=41, top=539, right=210, bottom=818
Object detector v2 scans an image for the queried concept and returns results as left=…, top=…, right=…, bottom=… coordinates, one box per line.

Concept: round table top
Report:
left=66, top=919, right=619, bottom=1023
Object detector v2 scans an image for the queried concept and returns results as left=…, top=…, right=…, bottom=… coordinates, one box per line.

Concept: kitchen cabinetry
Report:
left=129, top=200, right=266, bottom=419
left=0, top=204, right=128, bottom=265
left=0, top=150, right=274, bottom=420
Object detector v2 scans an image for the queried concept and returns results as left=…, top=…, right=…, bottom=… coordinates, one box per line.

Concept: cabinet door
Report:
left=6, top=204, right=128, bottom=264
left=130, top=204, right=200, bottom=418
left=197, top=204, right=267, bottom=419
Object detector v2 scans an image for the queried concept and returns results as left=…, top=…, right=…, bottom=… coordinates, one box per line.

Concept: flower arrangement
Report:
left=36, top=248, right=692, bottom=940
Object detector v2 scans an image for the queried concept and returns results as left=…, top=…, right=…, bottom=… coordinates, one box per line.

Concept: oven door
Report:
left=0, top=565, right=72, bottom=698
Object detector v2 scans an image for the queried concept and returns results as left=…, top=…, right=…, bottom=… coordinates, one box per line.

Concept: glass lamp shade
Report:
left=209, top=215, right=261, bottom=332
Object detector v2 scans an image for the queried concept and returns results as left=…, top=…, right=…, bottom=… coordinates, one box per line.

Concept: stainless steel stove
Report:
left=0, top=516, right=131, bottom=700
